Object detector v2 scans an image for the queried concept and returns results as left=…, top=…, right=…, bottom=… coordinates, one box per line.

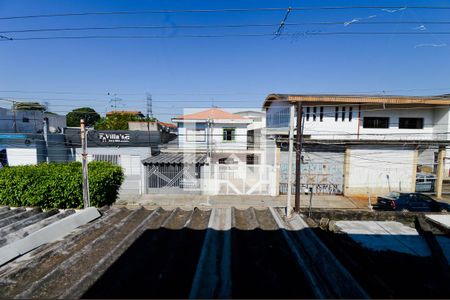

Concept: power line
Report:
left=2, top=6, right=450, bottom=21
left=4, top=21, right=450, bottom=35
left=4, top=31, right=450, bottom=42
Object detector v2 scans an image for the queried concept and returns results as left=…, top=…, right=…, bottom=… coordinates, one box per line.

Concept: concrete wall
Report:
left=6, top=148, right=38, bottom=165
left=0, top=108, right=44, bottom=133
left=128, top=121, right=159, bottom=131
left=346, top=145, right=416, bottom=197
left=74, top=146, right=151, bottom=195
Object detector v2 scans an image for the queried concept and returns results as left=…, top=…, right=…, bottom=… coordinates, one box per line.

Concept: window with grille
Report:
left=363, top=117, right=390, bottom=128
left=399, top=118, right=424, bottom=129
left=223, top=128, right=236, bottom=141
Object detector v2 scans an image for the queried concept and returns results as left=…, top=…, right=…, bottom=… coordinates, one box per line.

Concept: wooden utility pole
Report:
left=294, top=102, right=303, bottom=212
left=80, top=119, right=90, bottom=208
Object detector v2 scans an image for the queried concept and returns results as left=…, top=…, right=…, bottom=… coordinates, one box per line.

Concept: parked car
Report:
left=375, top=192, right=450, bottom=212
left=415, top=173, right=436, bottom=192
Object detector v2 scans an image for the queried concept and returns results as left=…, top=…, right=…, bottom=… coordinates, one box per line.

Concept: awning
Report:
left=142, top=153, right=207, bottom=165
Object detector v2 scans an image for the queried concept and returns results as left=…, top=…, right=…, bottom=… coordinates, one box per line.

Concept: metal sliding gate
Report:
left=146, top=163, right=202, bottom=193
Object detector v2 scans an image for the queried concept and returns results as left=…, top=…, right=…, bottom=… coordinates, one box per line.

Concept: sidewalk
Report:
left=116, top=194, right=369, bottom=210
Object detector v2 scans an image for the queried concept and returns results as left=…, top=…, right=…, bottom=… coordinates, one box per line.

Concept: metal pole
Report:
left=12, top=101, right=17, bottom=133
left=80, top=119, right=90, bottom=208
left=43, top=118, right=49, bottom=163
left=294, top=102, right=303, bottom=212
left=286, top=104, right=295, bottom=217
left=308, top=187, right=313, bottom=218
left=435, top=145, right=446, bottom=199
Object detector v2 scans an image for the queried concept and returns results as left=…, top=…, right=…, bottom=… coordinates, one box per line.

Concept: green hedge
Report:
left=0, top=161, right=124, bottom=209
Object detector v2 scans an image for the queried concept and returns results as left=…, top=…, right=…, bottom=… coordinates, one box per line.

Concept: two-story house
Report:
left=264, top=94, right=450, bottom=198
left=142, top=108, right=277, bottom=195
left=170, top=108, right=253, bottom=164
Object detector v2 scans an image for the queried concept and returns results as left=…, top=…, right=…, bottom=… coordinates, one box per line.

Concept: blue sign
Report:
left=0, top=134, right=27, bottom=139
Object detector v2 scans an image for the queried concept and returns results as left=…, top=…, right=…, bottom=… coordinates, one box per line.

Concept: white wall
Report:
left=6, top=148, right=37, bottom=166
left=266, top=103, right=450, bottom=141
left=433, top=108, right=450, bottom=140
left=178, top=122, right=248, bottom=150
left=302, top=105, right=359, bottom=139
left=346, top=146, right=416, bottom=196
left=359, top=107, right=435, bottom=140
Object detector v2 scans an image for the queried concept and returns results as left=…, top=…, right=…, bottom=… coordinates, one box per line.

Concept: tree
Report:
left=66, top=107, right=100, bottom=127
left=94, top=112, right=151, bottom=130
left=14, top=102, right=45, bottom=111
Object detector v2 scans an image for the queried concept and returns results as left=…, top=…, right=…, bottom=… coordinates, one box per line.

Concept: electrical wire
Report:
left=1, top=6, right=450, bottom=21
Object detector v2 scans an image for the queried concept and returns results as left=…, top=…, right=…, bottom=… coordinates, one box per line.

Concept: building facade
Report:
left=264, top=94, right=450, bottom=197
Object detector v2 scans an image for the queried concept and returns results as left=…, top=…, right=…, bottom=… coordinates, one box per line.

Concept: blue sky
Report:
left=0, top=0, right=450, bottom=121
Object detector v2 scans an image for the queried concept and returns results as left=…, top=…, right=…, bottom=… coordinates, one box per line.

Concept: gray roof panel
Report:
left=142, top=153, right=207, bottom=165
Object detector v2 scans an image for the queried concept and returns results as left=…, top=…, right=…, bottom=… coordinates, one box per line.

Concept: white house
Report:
left=264, top=94, right=450, bottom=197
left=171, top=108, right=253, bottom=164
left=142, top=108, right=277, bottom=195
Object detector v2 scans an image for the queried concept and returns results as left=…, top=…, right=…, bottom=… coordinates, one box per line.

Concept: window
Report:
left=306, top=107, right=310, bottom=121
left=186, top=123, right=206, bottom=142
left=313, top=107, right=317, bottom=121
left=342, top=107, right=346, bottom=121
left=320, top=107, right=324, bottom=122
left=399, top=118, right=424, bottom=129
left=22, top=117, right=29, bottom=123
left=246, top=154, right=257, bottom=165
left=335, top=107, right=339, bottom=122
left=267, top=106, right=290, bottom=128
left=363, top=117, right=390, bottom=128
left=223, top=128, right=236, bottom=141
left=349, top=107, right=353, bottom=122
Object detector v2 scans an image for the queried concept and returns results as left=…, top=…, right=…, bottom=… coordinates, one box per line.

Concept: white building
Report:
left=264, top=94, right=450, bottom=197
left=171, top=108, right=254, bottom=164
left=142, top=108, right=277, bottom=195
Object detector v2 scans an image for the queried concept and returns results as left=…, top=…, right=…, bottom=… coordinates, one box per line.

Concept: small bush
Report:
left=0, top=161, right=124, bottom=209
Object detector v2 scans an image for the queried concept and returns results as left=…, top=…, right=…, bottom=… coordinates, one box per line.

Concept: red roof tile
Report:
left=173, top=108, right=245, bottom=120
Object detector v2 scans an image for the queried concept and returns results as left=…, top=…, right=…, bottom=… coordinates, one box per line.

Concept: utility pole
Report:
left=80, top=119, right=90, bottom=208
left=435, top=145, right=446, bottom=199
left=294, top=102, right=303, bottom=212
left=286, top=104, right=295, bottom=217
left=12, top=100, right=17, bottom=133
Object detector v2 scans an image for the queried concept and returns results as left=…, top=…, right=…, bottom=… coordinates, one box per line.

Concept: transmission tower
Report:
left=146, top=93, right=153, bottom=119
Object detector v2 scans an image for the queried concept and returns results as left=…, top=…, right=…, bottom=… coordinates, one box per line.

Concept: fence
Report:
left=206, top=164, right=277, bottom=196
